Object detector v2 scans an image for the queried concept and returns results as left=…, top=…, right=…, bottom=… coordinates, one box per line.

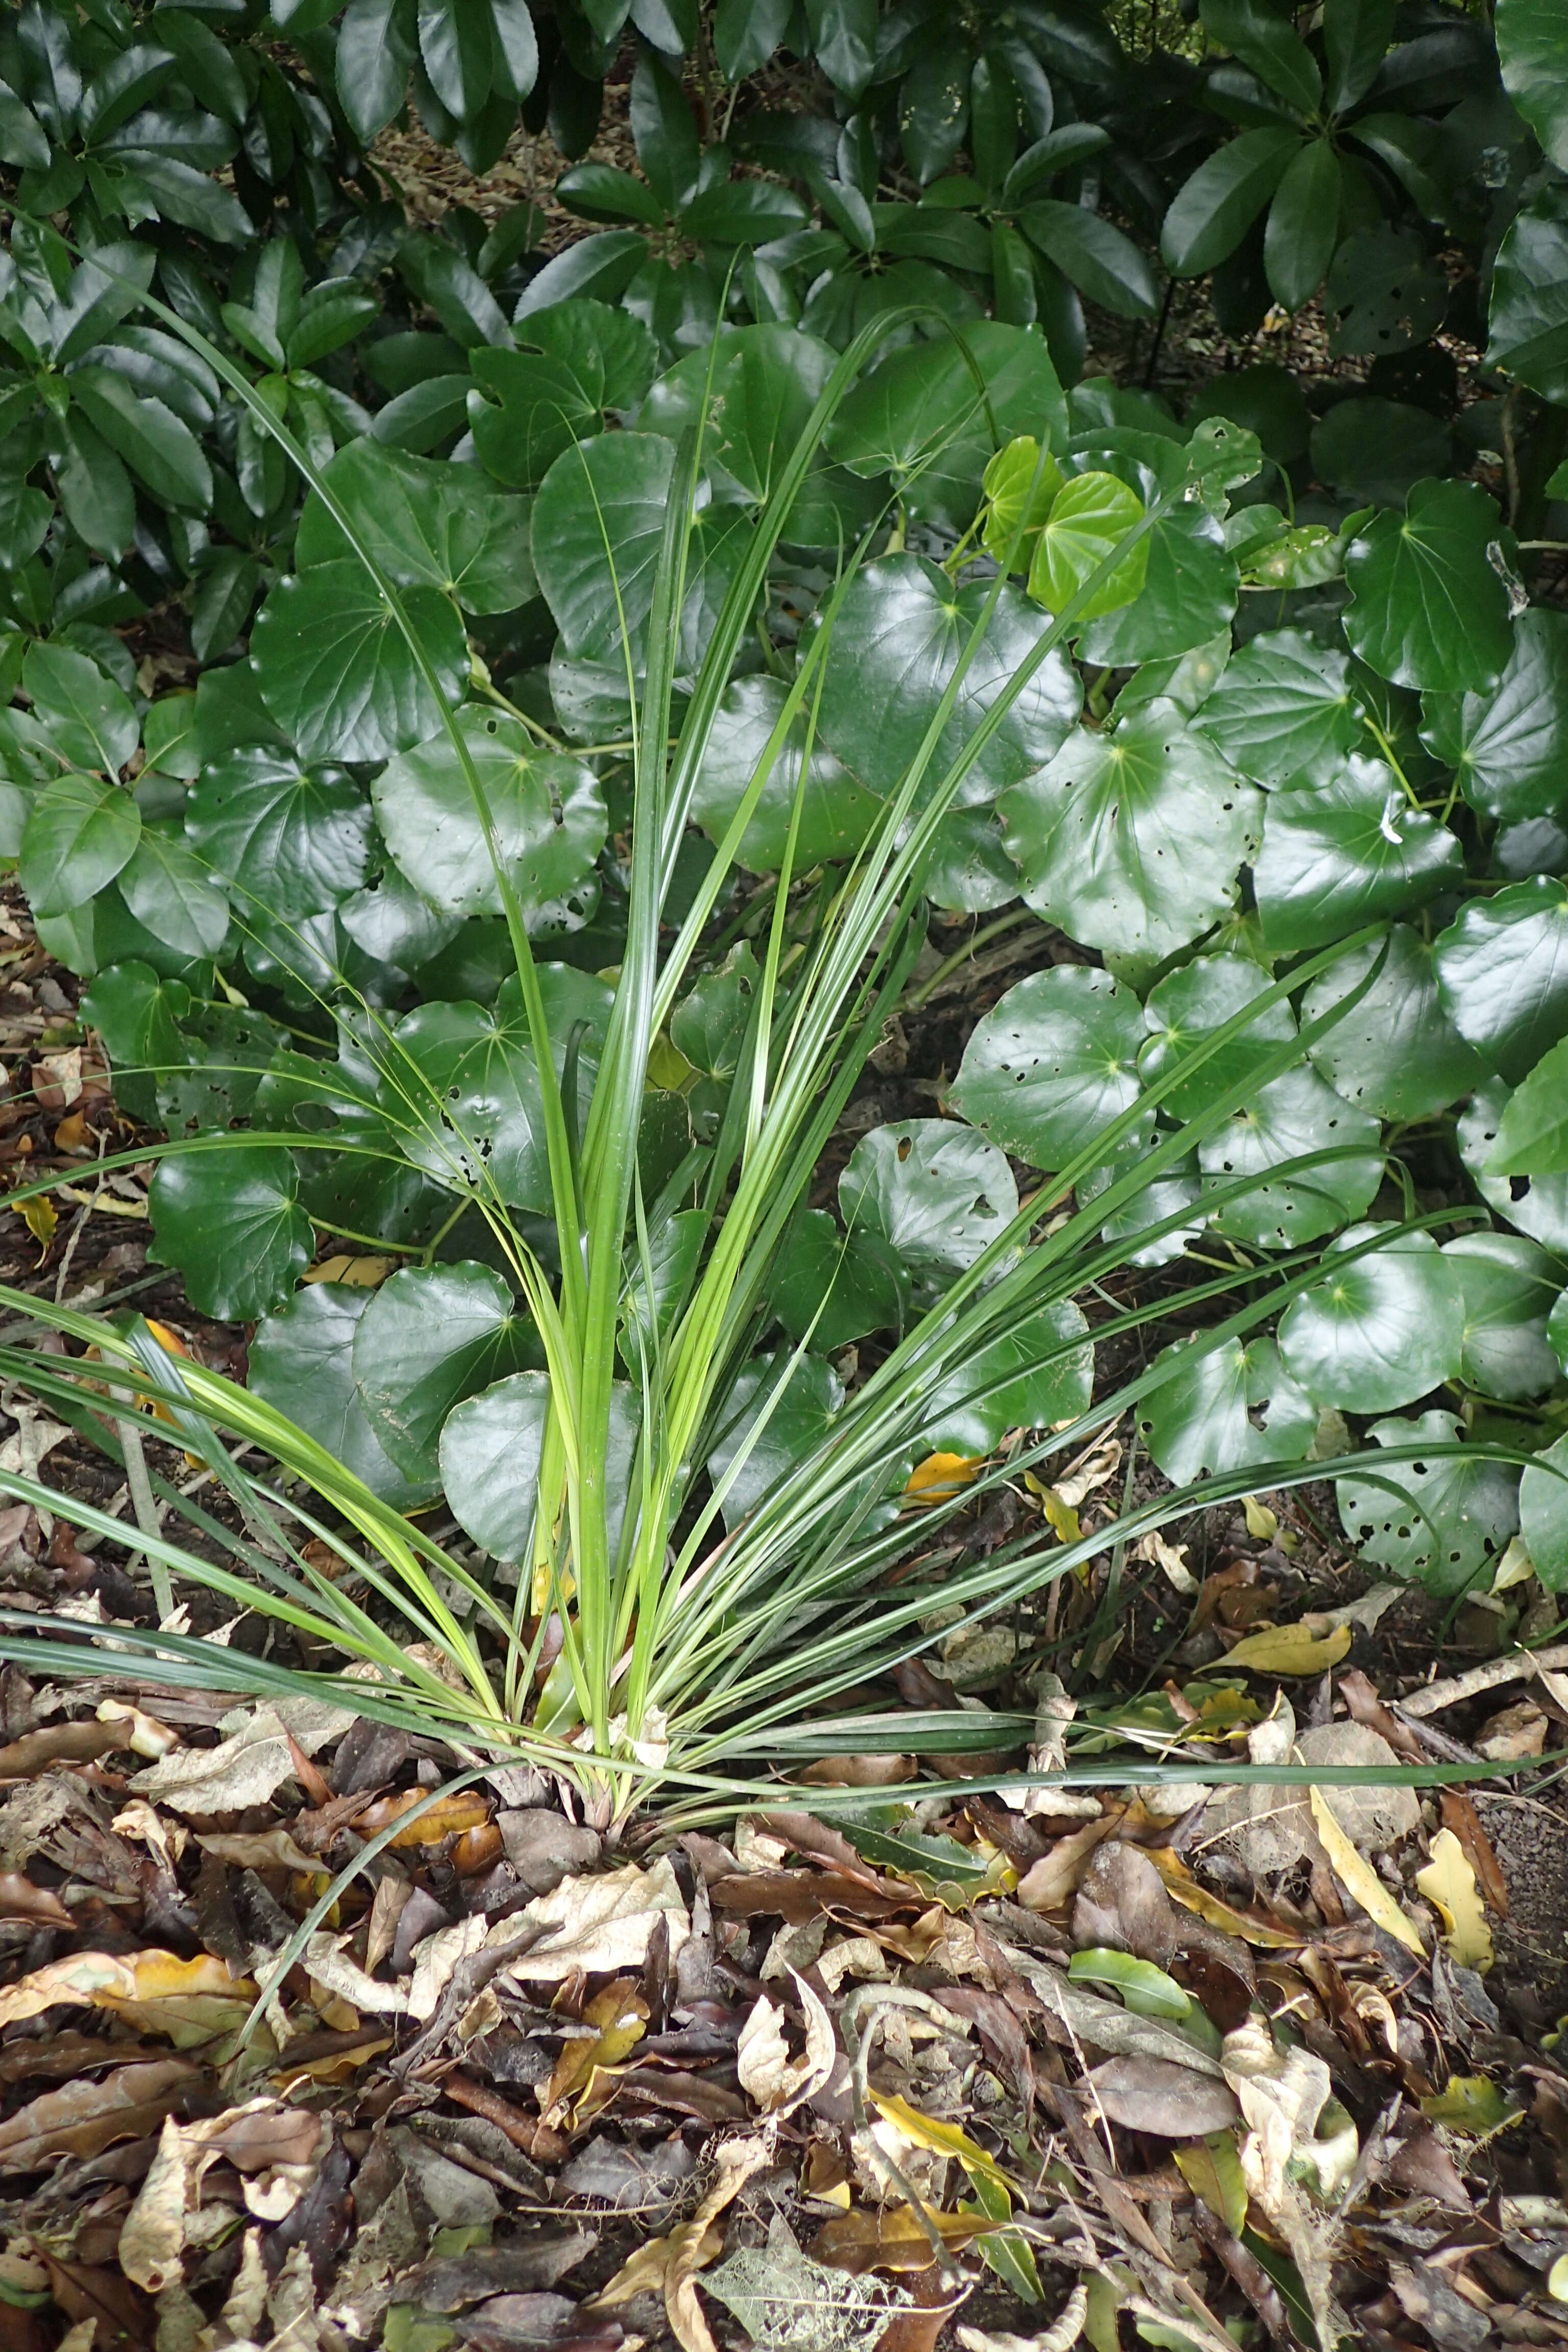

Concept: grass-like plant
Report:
left=0, top=275, right=1548, bottom=1826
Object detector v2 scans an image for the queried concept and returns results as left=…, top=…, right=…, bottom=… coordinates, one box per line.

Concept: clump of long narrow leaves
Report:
left=0, top=266, right=1539, bottom=1823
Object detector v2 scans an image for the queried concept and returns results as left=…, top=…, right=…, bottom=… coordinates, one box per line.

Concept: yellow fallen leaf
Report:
left=904, top=1452, right=983, bottom=1504
left=1038, top=1486, right=1081, bottom=1544
left=18, top=1196, right=56, bottom=1254
left=1241, top=1494, right=1278, bottom=1540
left=868, top=2090, right=1011, bottom=2192
left=1415, top=1828, right=1492, bottom=1973
left=302, top=1254, right=394, bottom=1288
left=1147, top=1849, right=1302, bottom=1948
left=1309, top=1788, right=1424, bottom=1955
left=1174, top=2131, right=1247, bottom=2235
left=1223, top=1622, right=1352, bottom=1675
left=0, top=1949, right=248, bottom=2030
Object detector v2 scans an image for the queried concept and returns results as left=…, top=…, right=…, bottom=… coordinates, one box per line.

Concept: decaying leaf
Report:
left=1222, top=2014, right=1356, bottom=2345
left=1414, top=1829, right=1493, bottom=1972
left=0, top=1947, right=248, bottom=2031
left=500, top=1855, right=690, bottom=1981
left=303, top=1931, right=411, bottom=2014
left=0, top=2060, right=199, bottom=2173
left=130, top=1709, right=314, bottom=1816
left=593, top=2134, right=770, bottom=2352
left=1085, top=2055, right=1240, bottom=2138
left=119, top=2099, right=325, bottom=2293
left=958, top=2285, right=1089, bottom=2352
left=706, top=2215, right=910, bottom=2352
left=736, top=1968, right=836, bottom=2118
left=1221, top=1621, right=1352, bottom=1675
left=1308, top=1787, right=1424, bottom=1955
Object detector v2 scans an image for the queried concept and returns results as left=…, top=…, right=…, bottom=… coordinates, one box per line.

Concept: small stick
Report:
left=1400, top=1642, right=1568, bottom=1718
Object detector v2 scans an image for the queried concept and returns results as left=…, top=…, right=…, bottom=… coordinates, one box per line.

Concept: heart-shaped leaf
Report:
left=185, top=749, right=373, bottom=921
left=296, top=440, right=537, bottom=616
left=921, top=1295, right=1093, bottom=1454
left=707, top=1351, right=842, bottom=1529
left=1442, top=1231, right=1564, bottom=1402
left=250, top=1283, right=427, bottom=1507
left=1139, top=1333, right=1316, bottom=1483
left=1300, top=928, right=1485, bottom=1121
left=1420, top=609, right=1568, bottom=823
left=372, top=710, right=607, bottom=925
left=1193, top=627, right=1360, bottom=785
left=1252, top=755, right=1462, bottom=953
left=1139, top=952, right=1296, bottom=1121
left=352, top=1260, right=545, bottom=1486
left=839, top=1118, right=1017, bottom=1289
left=19, top=773, right=140, bottom=918
left=1199, top=1067, right=1382, bottom=1249
left=949, top=964, right=1145, bottom=1171
left=1434, top=877, right=1568, bottom=1084
left=1342, top=479, right=1513, bottom=694
left=149, top=1144, right=312, bottom=1320
left=690, top=675, right=883, bottom=873
left=251, top=565, right=470, bottom=764
left=771, top=1209, right=910, bottom=1350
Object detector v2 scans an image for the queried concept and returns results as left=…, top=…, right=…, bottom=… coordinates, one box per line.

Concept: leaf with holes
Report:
left=1139, top=1335, right=1316, bottom=1484
left=839, top=1119, right=1018, bottom=1291
left=185, top=750, right=373, bottom=922
left=1300, top=929, right=1485, bottom=1122
left=1199, top=1068, right=1383, bottom=1250
left=249, top=1284, right=428, bottom=1507
left=949, top=965, right=1145, bottom=1172
left=1336, top=1412, right=1520, bottom=1597
left=372, top=712, right=607, bottom=926
left=149, top=1146, right=312, bottom=1321
left=251, top=566, right=470, bottom=765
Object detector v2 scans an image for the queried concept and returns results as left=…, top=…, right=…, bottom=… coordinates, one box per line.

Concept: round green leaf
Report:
left=922, top=1296, right=1093, bottom=1455
left=373, top=711, right=607, bottom=926
left=1441, top=1231, right=1564, bottom=1402
left=949, top=964, right=1145, bottom=1172
left=297, top=439, right=537, bottom=617
left=922, top=805, right=1020, bottom=914
left=352, top=1259, right=545, bottom=1486
left=1185, top=366, right=1310, bottom=467
left=1074, top=497, right=1240, bottom=669
left=1192, top=627, right=1359, bottom=785
left=249, top=1283, right=427, bottom=1508
left=185, top=749, right=373, bottom=921
left=690, top=675, right=883, bottom=873
left=118, top=828, right=230, bottom=959
left=1342, top=480, right=1513, bottom=695
left=1139, top=952, right=1296, bottom=1122
left=532, top=431, right=751, bottom=674
left=1300, top=927, right=1485, bottom=1121
left=839, top=1118, right=1018, bottom=1289
left=1000, top=701, right=1262, bottom=962
left=1026, top=470, right=1149, bottom=620
left=1434, top=877, right=1568, bottom=1084
left=1336, top=1412, right=1520, bottom=1596
left=707, top=1351, right=842, bottom=1529
left=1277, top=1224, right=1464, bottom=1411
left=1309, top=398, right=1452, bottom=509
left=1082, top=1149, right=1208, bottom=1268
left=1459, top=1080, right=1568, bottom=1253
left=1253, top=755, right=1463, bottom=954
left=1199, top=1066, right=1383, bottom=1248
left=1520, top=1430, right=1568, bottom=1592
left=19, top=772, right=140, bottom=918
left=1140, top=1333, right=1317, bottom=1483
left=251, top=565, right=470, bottom=764
left=816, top=554, right=1082, bottom=808
left=1419, top=609, right=1568, bottom=824
left=771, top=1209, right=910, bottom=1351
left=149, top=1144, right=312, bottom=1321
left=438, top=1368, right=550, bottom=1559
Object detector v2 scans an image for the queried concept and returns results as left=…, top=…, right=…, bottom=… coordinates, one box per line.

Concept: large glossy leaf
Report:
left=22, top=642, right=138, bottom=774
left=1310, top=397, right=1451, bottom=508
left=249, top=1283, right=427, bottom=1507
left=1486, top=1036, right=1568, bottom=1178
left=186, top=750, right=373, bottom=922
left=1337, top=1413, right=1520, bottom=1597
left=816, top=554, right=1082, bottom=808
left=1139, top=1334, right=1316, bottom=1482
left=1434, top=877, right=1568, bottom=1084
left=949, top=965, right=1144, bottom=1172
left=639, top=324, right=858, bottom=537
left=1300, top=928, right=1485, bottom=1121
left=19, top=772, right=140, bottom=918
left=1497, top=0, right=1568, bottom=173
left=771, top=1209, right=909, bottom=1350
left=825, top=322, right=1068, bottom=532
left=1199, top=1066, right=1382, bottom=1248
left=1441, top=1231, right=1563, bottom=1402
left=1459, top=1081, right=1568, bottom=1253
left=1485, top=183, right=1568, bottom=404
left=532, top=431, right=751, bottom=673
left=393, top=968, right=612, bottom=1208
left=1420, top=609, right=1568, bottom=823
left=251, top=566, right=470, bottom=764
left=1520, top=1431, right=1568, bottom=1592
left=1073, top=497, right=1240, bottom=667
left=67, top=367, right=211, bottom=513
left=1000, top=701, right=1262, bottom=962
left=1278, top=1224, right=1464, bottom=1410
left=1263, top=139, right=1340, bottom=312
left=1203, top=0, right=1321, bottom=111
left=1342, top=480, right=1513, bottom=694
left=438, top=1369, right=550, bottom=1560
left=922, top=1296, right=1093, bottom=1455
left=690, top=674, right=881, bottom=872
left=1252, top=756, right=1463, bottom=953
left=469, top=298, right=658, bottom=487
left=296, top=442, right=536, bottom=616
left=372, top=712, right=607, bottom=926
left=352, top=1260, right=545, bottom=1487
left=1016, top=199, right=1159, bottom=322
left=1138, top=952, right=1296, bottom=1121
left=118, top=829, right=230, bottom=960
left=707, top=1352, right=842, bottom=1529
left=839, top=1118, right=1018, bottom=1289
left=149, top=1145, right=312, bottom=1321
left=1192, top=627, right=1360, bottom=784
left=1160, top=128, right=1301, bottom=277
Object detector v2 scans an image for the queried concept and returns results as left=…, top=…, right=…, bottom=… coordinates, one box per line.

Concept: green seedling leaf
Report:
left=981, top=434, right=1064, bottom=571
left=1027, top=469, right=1148, bottom=620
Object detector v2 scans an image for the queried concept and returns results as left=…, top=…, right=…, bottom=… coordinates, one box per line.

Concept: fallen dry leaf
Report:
left=496, top=1855, right=690, bottom=1981
left=735, top=1967, right=835, bottom=2119
left=0, top=1947, right=247, bottom=2029
left=593, top=2134, right=770, bottom=2352
left=1415, top=1829, right=1493, bottom=1972
left=352, top=1787, right=491, bottom=1845
left=0, top=2060, right=199, bottom=2173
left=1222, top=2014, right=1356, bottom=2344
left=1085, top=2054, right=1240, bottom=2138
left=958, top=2284, right=1089, bottom=2352
left=1016, top=1812, right=1116, bottom=1910
left=1308, top=1787, right=1424, bottom=1956
left=1221, top=1622, right=1353, bottom=1675
left=131, top=1709, right=315, bottom=1815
